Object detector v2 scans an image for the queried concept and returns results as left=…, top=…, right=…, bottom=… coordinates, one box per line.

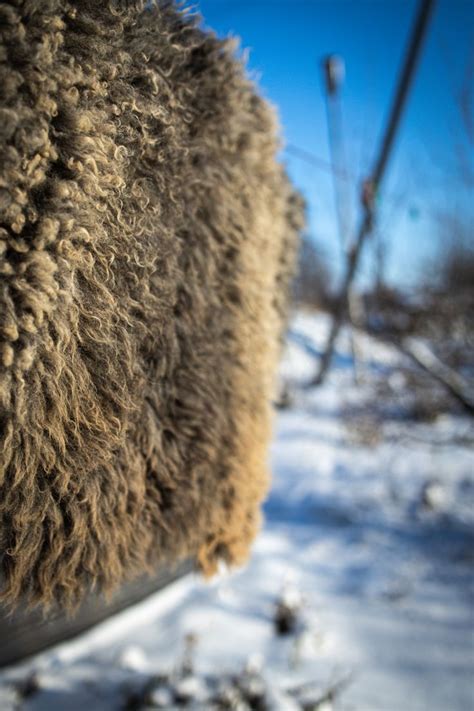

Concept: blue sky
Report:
left=192, top=0, right=473, bottom=290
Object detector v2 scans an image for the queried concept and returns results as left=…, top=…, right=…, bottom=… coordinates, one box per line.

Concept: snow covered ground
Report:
left=1, top=311, right=473, bottom=710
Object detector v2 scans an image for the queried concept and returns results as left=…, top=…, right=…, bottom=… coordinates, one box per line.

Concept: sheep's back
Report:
left=0, top=0, right=303, bottom=610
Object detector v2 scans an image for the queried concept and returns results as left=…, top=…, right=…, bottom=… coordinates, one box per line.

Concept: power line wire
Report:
left=284, top=143, right=355, bottom=181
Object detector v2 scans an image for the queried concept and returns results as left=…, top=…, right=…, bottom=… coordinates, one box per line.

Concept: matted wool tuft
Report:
left=0, top=0, right=303, bottom=610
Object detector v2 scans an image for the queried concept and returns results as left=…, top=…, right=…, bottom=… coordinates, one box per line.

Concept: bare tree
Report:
left=293, top=234, right=333, bottom=311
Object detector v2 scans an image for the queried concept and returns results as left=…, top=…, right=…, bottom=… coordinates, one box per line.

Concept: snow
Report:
left=1, top=310, right=473, bottom=710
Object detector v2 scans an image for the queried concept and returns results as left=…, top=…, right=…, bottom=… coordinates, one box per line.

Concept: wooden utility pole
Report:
left=322, top=55, right=352, bottom=255
left=322, top=54, right=363, bottom=383
left=311, top=0, right=436, bottom=386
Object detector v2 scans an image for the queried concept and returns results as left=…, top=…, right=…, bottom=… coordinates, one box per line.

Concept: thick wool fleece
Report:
left=0, top=0, right=303, bottom=610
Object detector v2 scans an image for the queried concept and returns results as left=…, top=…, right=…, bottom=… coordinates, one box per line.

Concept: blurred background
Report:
left=200, top=0, right=473, bottom=293
left=1, top=1, right=473, bottom=710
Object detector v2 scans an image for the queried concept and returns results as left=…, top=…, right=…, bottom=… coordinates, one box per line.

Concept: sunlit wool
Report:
left=0, top=0, right=303, bottom=609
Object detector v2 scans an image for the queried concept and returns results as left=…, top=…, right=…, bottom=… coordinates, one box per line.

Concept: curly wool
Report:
left=0, top=0, right=303, bottom=610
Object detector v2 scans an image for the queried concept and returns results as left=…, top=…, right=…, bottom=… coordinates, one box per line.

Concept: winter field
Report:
left=1, top=311, right=473, bottom=711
